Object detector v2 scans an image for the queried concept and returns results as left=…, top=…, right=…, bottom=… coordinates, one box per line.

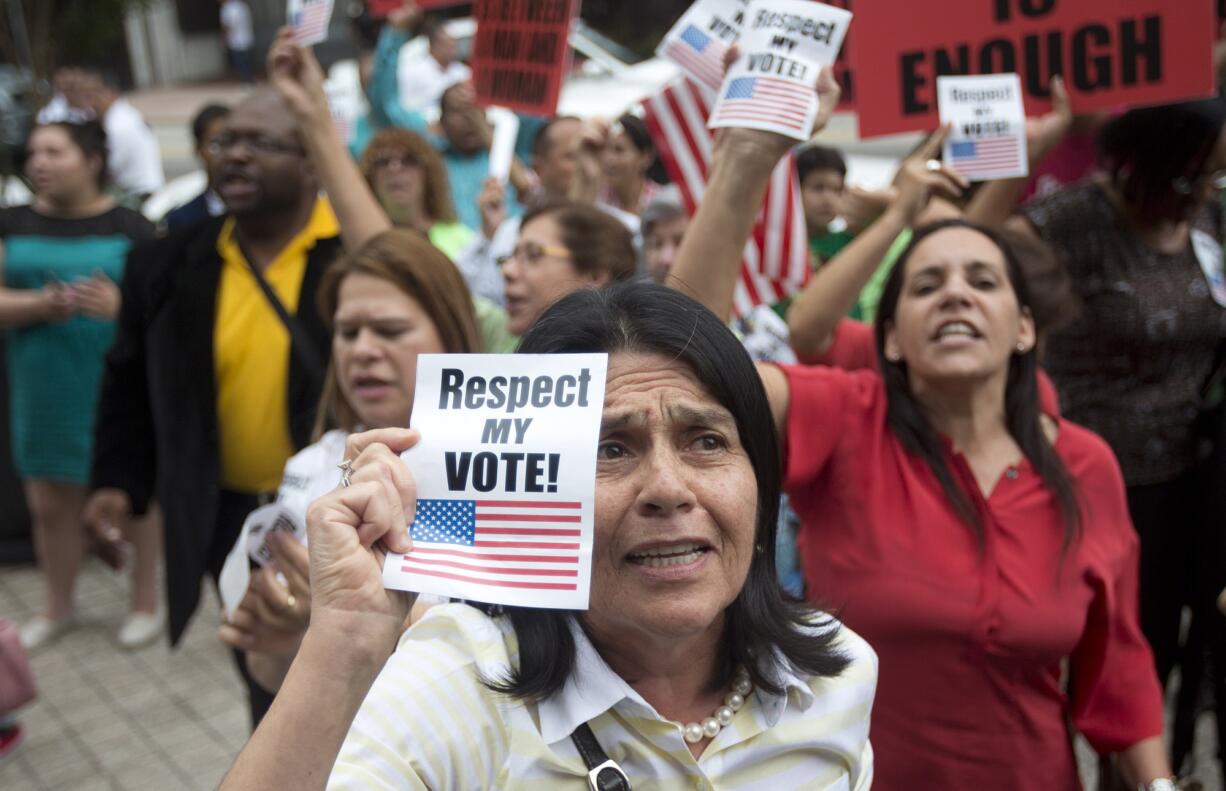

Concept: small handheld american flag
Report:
left=289, top=0, right=332, bottom=46
left=946, top=136, right=1026, bottom=181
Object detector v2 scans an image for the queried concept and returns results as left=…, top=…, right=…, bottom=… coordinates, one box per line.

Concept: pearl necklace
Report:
left=680, top=668, right=753, bottom=744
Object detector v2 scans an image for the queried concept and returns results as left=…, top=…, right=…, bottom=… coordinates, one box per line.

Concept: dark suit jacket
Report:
left=91, top=215, right=340, bottom=644
left=164, top=191, right=217, bottom=233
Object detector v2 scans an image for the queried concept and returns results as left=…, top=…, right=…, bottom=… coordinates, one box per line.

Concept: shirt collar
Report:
left=756, top=649, right=816, bottom=727
left=535, top=622, right=816, bottom=743
left=216, top=195, right=338, bottom=260
left=536, top=619, right=657, bottom=746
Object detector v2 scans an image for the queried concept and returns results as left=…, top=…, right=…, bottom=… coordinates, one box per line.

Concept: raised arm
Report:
left=220, top=429, right=419, bottom=791
left=366, top=4, right=432, bottom=137
left=788, top=129, right=966, bottom=359
left=267, top=28, right=392, bottom=251
left=667, top=66, right=839, bottom=439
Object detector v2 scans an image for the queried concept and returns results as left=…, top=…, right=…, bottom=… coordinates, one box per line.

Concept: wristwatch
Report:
left=1137, top=779, right=1177, bottom=791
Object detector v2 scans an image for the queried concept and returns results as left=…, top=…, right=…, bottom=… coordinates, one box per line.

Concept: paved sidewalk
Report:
left=0, top=560, right=247, bottom=791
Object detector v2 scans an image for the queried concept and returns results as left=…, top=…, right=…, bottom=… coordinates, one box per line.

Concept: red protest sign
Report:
left=368, top=0, right=466, bottom=14
left=367, top=0, right=460, bottom=15
left=471, top=0, right=580, bottom=116
left=851, top=0, right=1217, bottom=138
left=368, top=0, right=401, bottom=15
left=824, top=0, right=855, bottom=111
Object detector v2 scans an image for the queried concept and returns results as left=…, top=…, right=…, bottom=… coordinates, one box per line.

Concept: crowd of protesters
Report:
left=4, top=1, right=1226, bottom=788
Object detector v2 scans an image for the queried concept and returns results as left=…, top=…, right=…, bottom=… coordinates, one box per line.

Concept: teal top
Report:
left=1, top=205, right=155, bottom=482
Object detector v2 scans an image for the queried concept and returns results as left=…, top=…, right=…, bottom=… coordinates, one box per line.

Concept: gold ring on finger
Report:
left=286, top=593, right=297, bottom=611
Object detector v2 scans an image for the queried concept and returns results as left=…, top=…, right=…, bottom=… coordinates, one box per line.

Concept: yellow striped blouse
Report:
left=330, top=603, right=877, bottom=790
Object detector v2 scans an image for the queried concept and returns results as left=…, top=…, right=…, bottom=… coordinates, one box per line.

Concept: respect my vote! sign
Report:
left=383, top=354, right=608, bottom=609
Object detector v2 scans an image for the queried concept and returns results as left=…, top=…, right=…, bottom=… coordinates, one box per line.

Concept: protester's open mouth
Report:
left=930, top=320, right=982, bottom=342
left=626, top=542, right=712, bottom=568
left=219, top=172, right=257, bottom=197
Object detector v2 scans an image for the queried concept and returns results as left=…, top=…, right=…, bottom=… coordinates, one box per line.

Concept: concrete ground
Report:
left=0, top=560, right=248, bottom=791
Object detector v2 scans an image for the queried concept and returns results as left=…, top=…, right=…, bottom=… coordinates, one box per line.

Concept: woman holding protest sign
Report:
left=218, top=280, right=877, bottom=789
left=264, top=27, right=635, bottom=354
left=219, top=228, right=481, bottom=691
left=666, top=65, right=1173, bottom=789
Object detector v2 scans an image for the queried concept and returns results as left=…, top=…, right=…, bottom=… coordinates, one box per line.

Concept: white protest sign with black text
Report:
left=709, top=0, right=851, bottom=140
left=657, top=0, right=748, bottom=93
left=383, top=354, right=608, bottom=610
left=937, top=73, right=1029, bottom=182
left=287, top=0, right=334, bottom=47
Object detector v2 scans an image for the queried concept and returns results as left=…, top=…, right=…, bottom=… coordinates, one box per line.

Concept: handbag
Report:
left=0, top=618, right=36, bottom=712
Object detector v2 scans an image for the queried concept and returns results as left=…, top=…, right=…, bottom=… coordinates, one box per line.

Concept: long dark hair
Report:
left=483, top=281, right=850, bottom=701
left=873, top=219, right=1081, bottom=548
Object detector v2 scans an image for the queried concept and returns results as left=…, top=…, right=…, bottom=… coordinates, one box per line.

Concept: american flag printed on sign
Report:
left=290, top=0, right=332, bottom=46
left=403, top=499, right=581, bottom=591
left=643, top=78, right=810, bottom=317
left=711, top=75, right=815, bottom=137
left=948, top=137, right=1025, bottom=179
left=660, top=25, right=727, bottom=93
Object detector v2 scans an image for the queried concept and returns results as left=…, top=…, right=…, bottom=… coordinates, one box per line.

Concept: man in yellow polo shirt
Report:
left=87, top=90, right=342, bottom=727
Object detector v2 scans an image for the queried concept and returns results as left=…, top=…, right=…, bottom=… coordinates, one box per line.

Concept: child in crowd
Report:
left=797, top=144, right=854, bottom=262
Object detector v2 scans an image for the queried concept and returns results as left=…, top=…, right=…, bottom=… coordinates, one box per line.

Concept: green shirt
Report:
left=474, top=296, right=519, bottom=353
left=428, top=222, right=475, bottom=261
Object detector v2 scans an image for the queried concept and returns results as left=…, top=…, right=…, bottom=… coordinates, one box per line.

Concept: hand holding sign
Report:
left=302, top=428, right=418, bottom=650
left=890, top=127, right=968, bottom=222
left=709, top=0, right=851, bottom=140
left=287, top=0, right=334, bottom=47
left=710, top=59, right=842, bottom=170
left=267, top=27, right=331, bottom=127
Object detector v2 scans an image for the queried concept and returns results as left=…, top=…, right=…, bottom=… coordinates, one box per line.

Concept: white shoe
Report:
left=19, top=615, right=74, bottom=650
left=117, top=611, right=164, bottom=650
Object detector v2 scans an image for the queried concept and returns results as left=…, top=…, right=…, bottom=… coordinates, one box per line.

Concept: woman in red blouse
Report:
left=670, top=70, right=1172, bottom=790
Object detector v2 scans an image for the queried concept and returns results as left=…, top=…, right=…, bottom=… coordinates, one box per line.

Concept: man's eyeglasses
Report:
left=371, top=153, right=419, bottom=171
left=1172, top=169, right=1226, bottom=195
left=206, top=133, right=305, bottom=157
left=496, top=242, right=573, bottom=267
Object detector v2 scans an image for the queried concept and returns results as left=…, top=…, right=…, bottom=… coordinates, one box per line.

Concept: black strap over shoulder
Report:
left=240, top=252, right=327, bottom=384
left=571, top=723, right=631, bottom=791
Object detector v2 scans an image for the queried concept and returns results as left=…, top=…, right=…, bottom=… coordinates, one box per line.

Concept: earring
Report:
left=1015, top=342, right=1027, bottom=353
left=885, top=350, right=901, bottom=363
